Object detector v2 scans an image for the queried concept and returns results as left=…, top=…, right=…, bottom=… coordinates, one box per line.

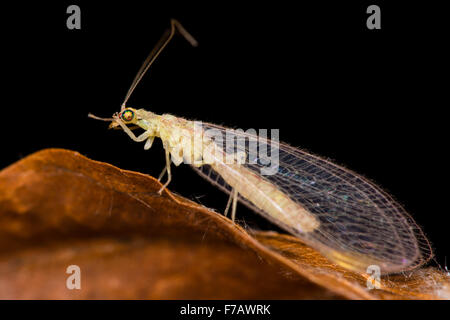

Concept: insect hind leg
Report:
left=224, top=188, right=234, bottom=217
left=231, top=188, right=238, bottom=222
left=224, top=188, right=239, bottom=222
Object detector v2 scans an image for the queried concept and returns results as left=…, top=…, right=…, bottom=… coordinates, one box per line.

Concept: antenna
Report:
left=121, top=19, right=198, bottom=110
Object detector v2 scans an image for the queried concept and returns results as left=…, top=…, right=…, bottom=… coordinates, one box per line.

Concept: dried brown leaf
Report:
left=0, top=148, right=448, bottom=299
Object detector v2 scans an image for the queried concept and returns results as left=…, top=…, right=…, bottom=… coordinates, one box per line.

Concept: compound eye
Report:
left=120, top=109, right=135, bottom=122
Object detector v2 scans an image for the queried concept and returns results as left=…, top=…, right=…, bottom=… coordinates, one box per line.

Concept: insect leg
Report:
left=223, top=188, right=235, bottom=217
left=158, top=148, right=172, bottom=194
left=231, top=188, right=238, bottom=222
left=144, top=136, right=155, bottom=150
left=115, top=118, right=153, bottom=142
left=157, top=166, right=167, bottom=181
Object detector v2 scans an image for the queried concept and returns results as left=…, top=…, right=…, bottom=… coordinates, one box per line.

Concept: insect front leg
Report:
left=144, top=136, right=155, bottom=150
left=115, top=118, right=153, bottom=142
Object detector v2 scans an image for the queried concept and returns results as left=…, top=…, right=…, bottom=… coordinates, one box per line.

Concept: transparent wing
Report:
left=190, top=122, right=432, bottom=274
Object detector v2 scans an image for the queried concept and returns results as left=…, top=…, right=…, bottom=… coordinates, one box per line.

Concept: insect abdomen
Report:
left=211, top=162, right=320, bottom=233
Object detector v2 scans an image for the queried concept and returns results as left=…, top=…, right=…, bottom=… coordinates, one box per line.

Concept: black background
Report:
left=2, top=1, right=449, bottom=269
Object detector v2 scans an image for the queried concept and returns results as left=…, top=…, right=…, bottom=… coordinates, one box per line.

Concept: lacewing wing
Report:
left=191, top=122, right=432, bottom=274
